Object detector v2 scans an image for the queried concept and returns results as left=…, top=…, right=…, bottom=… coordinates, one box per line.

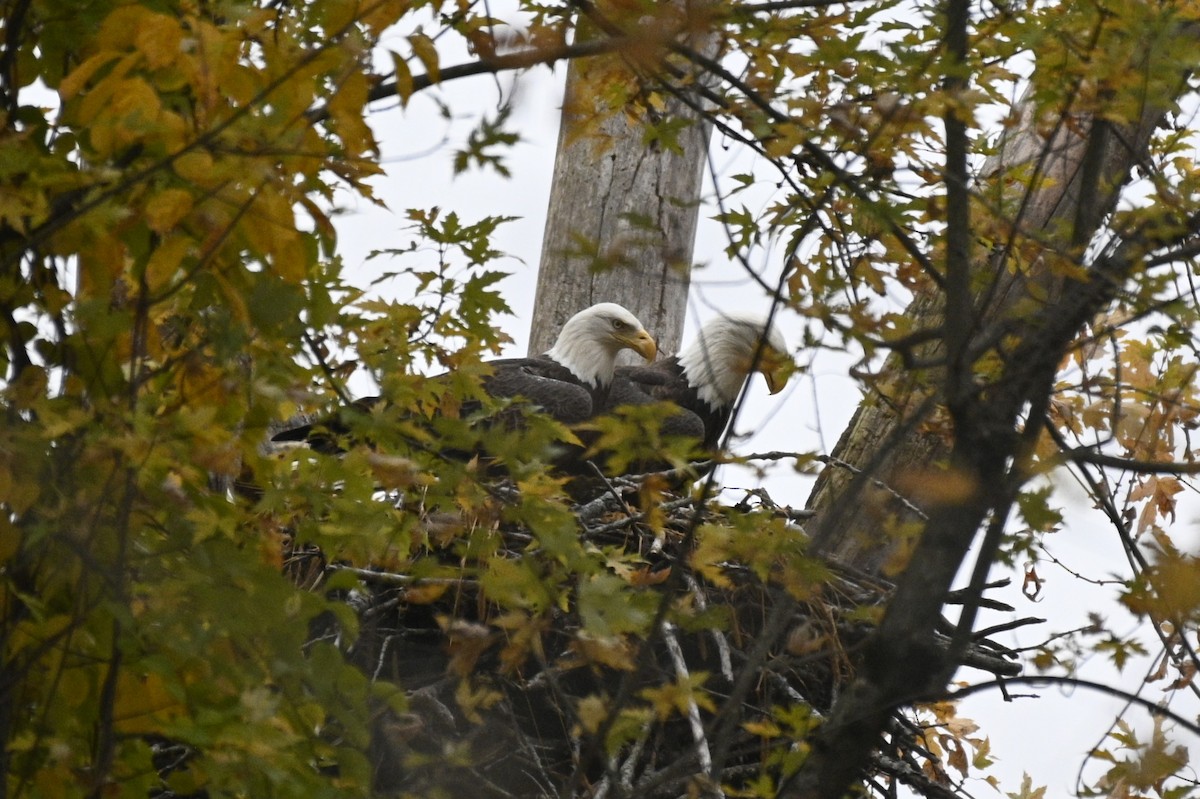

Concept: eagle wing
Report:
left=271, top=357, right=596, bottom=451
left=481, top=356, right=595, bottom=424
left=609, top=359, right=707, bottom=441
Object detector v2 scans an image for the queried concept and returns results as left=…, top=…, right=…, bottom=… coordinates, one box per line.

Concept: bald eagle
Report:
left=272, top=302, right=657, bottom=453
left=605, top=312, right=791, bottom=452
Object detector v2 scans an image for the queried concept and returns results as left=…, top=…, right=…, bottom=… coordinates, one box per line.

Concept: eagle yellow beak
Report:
left=759, top=351, right=791, bottom=395
left=619, top=329, right=658, bottom=362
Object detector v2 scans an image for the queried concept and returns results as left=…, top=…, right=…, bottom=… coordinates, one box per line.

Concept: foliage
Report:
left=0, top=0, right=416, bottom=794
left=7, top=0, right=1200, bottom=797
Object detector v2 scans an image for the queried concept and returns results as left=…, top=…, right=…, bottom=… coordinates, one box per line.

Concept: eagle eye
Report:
left=612, top=319, right=626, bottom=330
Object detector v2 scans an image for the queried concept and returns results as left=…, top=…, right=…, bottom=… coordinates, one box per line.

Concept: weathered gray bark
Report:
left=528, top=15, right=719, bottom=359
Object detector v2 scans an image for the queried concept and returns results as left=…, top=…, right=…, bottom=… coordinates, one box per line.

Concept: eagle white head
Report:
left=545, top=302, right=657, bottom=388
left=678, top=312, right=791, bottom=408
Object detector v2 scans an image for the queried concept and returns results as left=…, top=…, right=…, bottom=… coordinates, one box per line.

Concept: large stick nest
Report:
left=281, top=472, right=1024, bottom=799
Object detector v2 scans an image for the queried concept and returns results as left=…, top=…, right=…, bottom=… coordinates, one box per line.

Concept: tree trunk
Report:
left=804, top=86, right=1168, bottom=576
left=528, top=11, right=718, bottom=359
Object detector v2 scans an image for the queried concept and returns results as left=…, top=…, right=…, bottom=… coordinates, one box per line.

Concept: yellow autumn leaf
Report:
left=76, top=233, right=126, bottom=297
left=241, top=188, right=308, bottom=280
left=157, top=109, right=188, bottom=154
left=575, top=695, right=608, bottom=735
left=453, top=679, right=502, bottom=724
left=144, top=234, right=193, bottom=292
left=88, top=119, right=118, bottom=158
left=173, top=150, right=215, bottom=184
left=945, top=736, right=969, bottom=778
left=7, top=615, right=70, bottom=659
left=297, top=193, right=337, bottom=242
left=73, top=52, right=139, bottom=126
left=58, top=51, right=121, bottom=100
left=145, top=188, right=194, bottom=234
left=743, top=719, right=782, bottom=738
left=1130, top=475, right=1183, bottom=534
left=1150, top=556, right=1200, bottom=618
left=0, top=513, right=19, bottom=562
left=389, top=52, right=414, bottom=106
left=238, top=7, right=276, bottom=38
left=109, top=76, right=161, bottom=121
left=327, top=70, right=375, bottom=157
left=57, top=668, right=93, bottom=710
left=362, top=0, right=408, bottom=35
left=367, top=452, right=419, bottom=489
left=220, top=61, right=263, bottom=107
left=135, top=12, right=183, bottom=70
left=409, top=32, right=440, bottom=83
left=97, top=77, right=162, bottom=153
left=319, top=0, right=359, bottom=35
left=272, top=230, right=309, bottom=283
left=212, top=270, right=249, bottom=323
left=98, top=4, right=156, bottom=50
left=402, top=583, right=449, bottom=604
left=569, top=633, right=636, bottom=670
left=114, top=671, right=185, bottom=734
left=239, top=193, right=281, bottom=251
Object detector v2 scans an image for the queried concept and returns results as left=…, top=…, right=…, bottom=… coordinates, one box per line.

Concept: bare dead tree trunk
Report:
left=528, top=8, right=719, bottom=358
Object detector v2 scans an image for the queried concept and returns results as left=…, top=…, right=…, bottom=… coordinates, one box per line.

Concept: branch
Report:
left=948, top=676, right=1200, bottom=738
left=326, top=564, right=479, bottom=589
left=731, top=0, right=860, bottom=12
left=935, top=634, right=1021, bottom=678
left=971, top=616, right=1045, bottom=641
left=661, top=622, right=716, bottom=779
left=942, top=0, right=972, bottom=408
left=1064, top=446, right=1200, bottom=475
left=1145, top=233, right=1200, bottom=268
left=310, top=38, right=625, bottom=123
left=870, top=752, right=965, bottom=799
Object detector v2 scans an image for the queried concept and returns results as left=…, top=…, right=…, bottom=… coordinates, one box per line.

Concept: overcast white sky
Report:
left=325, top=27, right=1200, bottom=797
